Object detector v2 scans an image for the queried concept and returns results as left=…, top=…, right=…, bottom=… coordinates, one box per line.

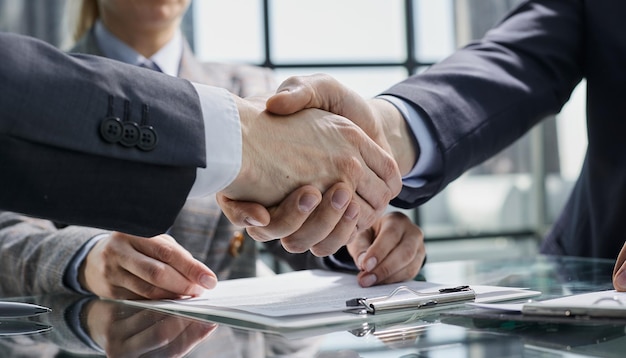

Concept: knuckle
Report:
left=152, top=243, right=175, bottom=263
left=247, top=227, right=274, bottom=242
left=280, top=236, right=309, bottom=253
left=310, top=242, right=337, bottom=257
left=375, top=263, right=393, bottom=280
left=145, top=263, right=166, bottom=282
left=335, top=155, right=364, bottom=182
left=141, top=284, right=161, bottom=299
left=397, top=247, right=415, bottom=265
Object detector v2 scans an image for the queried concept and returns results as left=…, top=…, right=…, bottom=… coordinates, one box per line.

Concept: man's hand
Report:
left=266, top=73, right=418, bottom=175
left=218, top=183, right=359, bottom=256
left=220, top=92, right=402, bottom=251
left=80, top=232, right=217, bottom=299
left=613, top=242, right=626, bottom=291
left=348, top=212, right=425, bottom=287
left=219, top=74, right=416, bottom=252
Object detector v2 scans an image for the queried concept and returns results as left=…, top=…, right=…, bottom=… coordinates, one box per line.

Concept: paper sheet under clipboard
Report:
left=124, top=270, right=540, bottom=336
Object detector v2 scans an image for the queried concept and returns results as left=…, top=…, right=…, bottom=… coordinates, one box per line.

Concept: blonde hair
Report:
left=74, top=0, right=100, bottom=41
left=64, top=0, right=100, bottom=45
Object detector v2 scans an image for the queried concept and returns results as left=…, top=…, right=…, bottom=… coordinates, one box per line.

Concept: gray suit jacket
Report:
left=0, top=30, right=328, bottom=297
left=0, top=32, right=206, bottom=236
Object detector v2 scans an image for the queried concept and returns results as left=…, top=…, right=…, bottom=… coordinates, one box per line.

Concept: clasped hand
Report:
left=219, top=74, right=426, bottom=286
left=219, top=93, right=402, bottom=256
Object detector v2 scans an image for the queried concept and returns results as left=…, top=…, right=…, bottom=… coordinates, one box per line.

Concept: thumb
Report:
left=346, top=227, right=377, bottom=270
left=613, top=242, right=626, bottom=291
left=266, top=84, right=313, bottom=115
left=266, top=73, right=350, bottom=115
left=216, top=192, right=271, bottom=228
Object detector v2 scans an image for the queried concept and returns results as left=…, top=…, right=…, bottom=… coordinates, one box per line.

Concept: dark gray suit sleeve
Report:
left=385, top=0, right=584, bottom=208
left=0, top=33, right=207, bottom=236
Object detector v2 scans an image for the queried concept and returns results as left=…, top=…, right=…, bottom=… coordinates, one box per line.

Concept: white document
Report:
left=125, top=270, right=540, bottom=335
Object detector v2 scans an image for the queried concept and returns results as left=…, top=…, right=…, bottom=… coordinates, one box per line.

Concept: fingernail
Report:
left=343, top=203, right=359, bottom=220
left=617, top=270, right=626, bottom=290
left=244, top=217, right=263, bottom=227
left=364, top=257, right=377, bottom=272
left=332, top=189, right=350, bottom=209
left=299, top=194, right=319, bottom=213
left=357, top=253, right=366, bottom=269
left=360, top=274, right=377, bottom=287
left=199, top=274, right=217, bottom=289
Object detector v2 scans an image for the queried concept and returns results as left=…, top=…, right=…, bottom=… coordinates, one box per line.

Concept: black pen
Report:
left=0, top=301, right=51, bottom=318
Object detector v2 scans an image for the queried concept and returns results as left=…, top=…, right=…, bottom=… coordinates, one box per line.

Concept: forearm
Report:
left=0, top=33, right=206, bottom=235
left=0, top=212, right=106, bottom=295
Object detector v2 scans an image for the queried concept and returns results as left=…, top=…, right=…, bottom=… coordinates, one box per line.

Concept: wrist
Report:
left=371, top=99, right=418, bottom=175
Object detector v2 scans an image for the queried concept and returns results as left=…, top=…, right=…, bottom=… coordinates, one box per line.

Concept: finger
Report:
left=131, top=234, right=217, bottom=291
left=613, top=242, right=626, bottom=291
left=346, top=226, right=377, bottom=268
left=117, top=250, right=205, bottom=298
left=355, top=136, right=402, bottom=228
left=101, top=284, right=150, bottom=300
left=367, top=239, right=424, bottom=286
left=355, top=213, right=425, bottom=287
left=246, top=185, right=322, bottom=242
left=279, top=183, right=353, bottom=254
left=216, top=192, right=271, bottom=228
left=310, top=201, right=359, bottom=256
left=111, top=271, right=183, bottom=300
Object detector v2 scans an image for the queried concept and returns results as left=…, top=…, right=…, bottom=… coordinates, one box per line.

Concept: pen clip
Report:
left=439, top=285, right=471, bottom=293
left=346, top=285, right=476, bottom=314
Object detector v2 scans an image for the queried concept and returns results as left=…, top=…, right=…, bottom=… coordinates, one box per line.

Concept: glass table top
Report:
left=0, top=255, right=621, bottom=357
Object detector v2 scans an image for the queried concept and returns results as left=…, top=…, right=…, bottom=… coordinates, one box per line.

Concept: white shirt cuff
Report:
left=188, top=84, right=242, bottom=198
left=377, top=95, right=442, bottom=188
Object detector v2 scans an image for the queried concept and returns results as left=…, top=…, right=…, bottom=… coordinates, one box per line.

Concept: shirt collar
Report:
left=93, top=20, right=183, bottom=77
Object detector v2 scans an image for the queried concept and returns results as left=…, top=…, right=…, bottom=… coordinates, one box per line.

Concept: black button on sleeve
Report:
left=137, top=126, right=158, bottom=151
left=100, top=117, right=123, bottom=143
left=120, top=122, right=141, bottom=147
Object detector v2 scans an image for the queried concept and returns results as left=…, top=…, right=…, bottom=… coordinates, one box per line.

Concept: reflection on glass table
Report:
left=0, top=255, right=621, bottom=357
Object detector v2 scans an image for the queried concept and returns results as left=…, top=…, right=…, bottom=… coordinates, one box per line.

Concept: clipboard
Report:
left=124, top=270, right=539, bottom=337
left=345, top=285, right=476, bottom=314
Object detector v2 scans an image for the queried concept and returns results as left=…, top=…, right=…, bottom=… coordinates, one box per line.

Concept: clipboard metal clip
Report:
left=346, top=285, right=475, bottom=315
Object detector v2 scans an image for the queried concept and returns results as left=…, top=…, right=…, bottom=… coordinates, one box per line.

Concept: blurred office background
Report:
left=1, top=0, right=587, bottom=264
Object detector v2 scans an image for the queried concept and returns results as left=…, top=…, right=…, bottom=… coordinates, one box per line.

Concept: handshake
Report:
left=218, top=74, right=419, bottom=256
left=78, top=75, right=427, bottom=302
